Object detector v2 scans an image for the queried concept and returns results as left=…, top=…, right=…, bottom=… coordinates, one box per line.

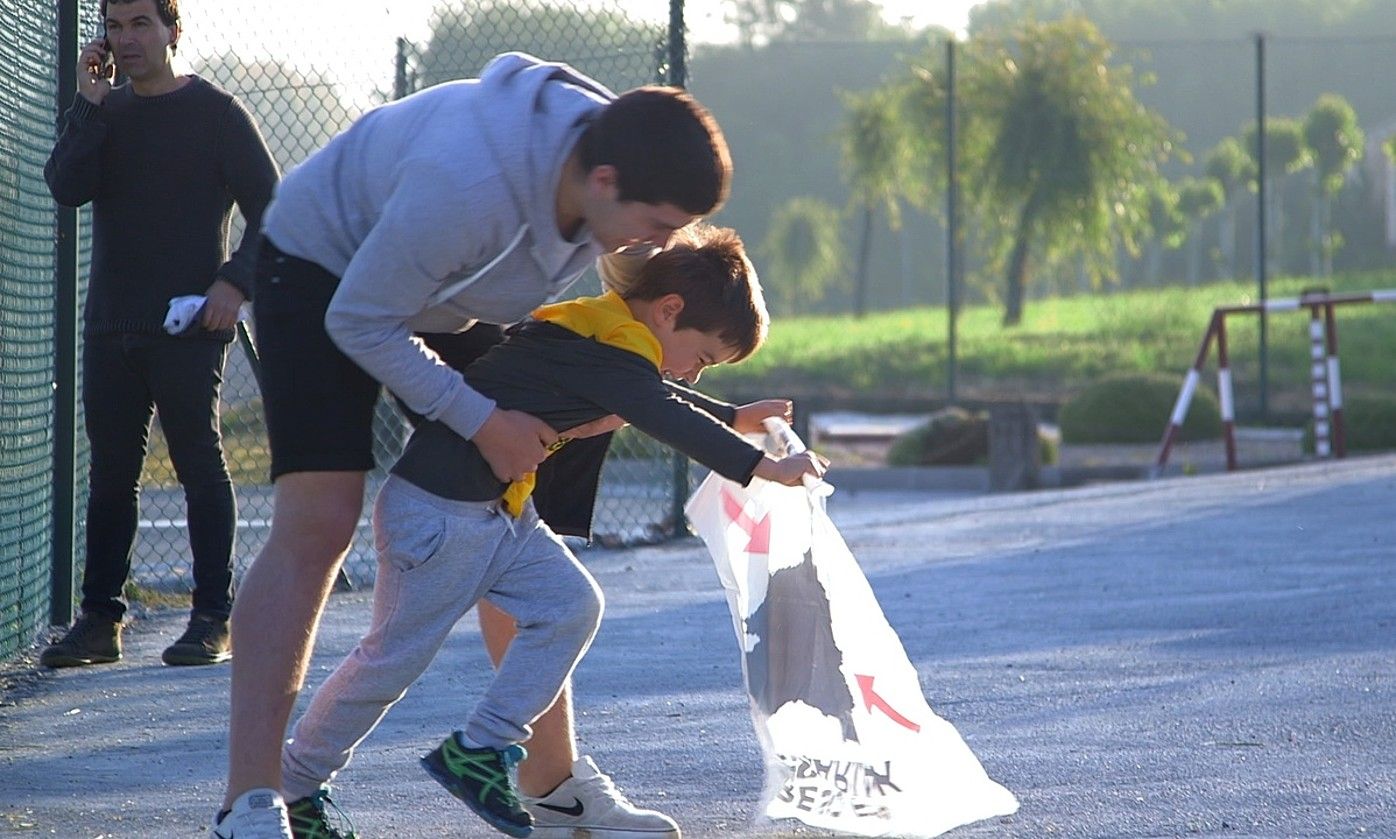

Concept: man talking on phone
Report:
left=42, top=0, right=277, bottom=670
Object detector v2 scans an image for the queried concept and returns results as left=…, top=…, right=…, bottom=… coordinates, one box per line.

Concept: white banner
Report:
left=685, top=423, right=1018, bottom=837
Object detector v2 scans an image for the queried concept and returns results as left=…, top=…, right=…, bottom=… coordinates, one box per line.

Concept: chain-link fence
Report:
left=1, top=0, right=691, bottom=660
left=1, top=0, right=60, bottom=661
left=8, top=2, right=1396, bottom=662
left=690, top=29, right=1396, bottom=421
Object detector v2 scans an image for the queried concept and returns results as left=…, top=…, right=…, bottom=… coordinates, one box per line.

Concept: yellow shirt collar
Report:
left=530, top=290, right=662, bottom=369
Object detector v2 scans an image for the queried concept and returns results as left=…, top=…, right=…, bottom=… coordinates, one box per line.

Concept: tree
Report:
left=1203, top=137, right=1254, bottom=280
left=1141, top=179, right=1185, bottom=285
left=411, top=1, right=665, bottom=93
left=967, top=0, right=1380, bottom=40
left=760, top=196, right=847, bottom=313
left=959, top=17, right=1178, bottom=325
left=838, top=88, right=906, bottom=317
left=886, top=44, right=954, bottom=210
left=1303, top=94, right=1363, bottom=277
left=1244, top=117, right=1310, bottom=276
left=1176, top=176, right=1224, bottom=284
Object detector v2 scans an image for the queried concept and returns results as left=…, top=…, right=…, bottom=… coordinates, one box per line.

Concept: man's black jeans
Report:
left=80, top=333, right=236, bottom=621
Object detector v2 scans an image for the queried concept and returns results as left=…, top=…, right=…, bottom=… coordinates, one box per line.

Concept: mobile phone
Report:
left=88, top=33, right=114, bottom=77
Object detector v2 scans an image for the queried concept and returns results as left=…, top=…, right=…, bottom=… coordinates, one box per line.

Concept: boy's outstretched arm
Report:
left=753, top=450, right=829, bottom=487
left=662, top=379, right=792, bottom=434
left=732, top=399, right=793, bottom=434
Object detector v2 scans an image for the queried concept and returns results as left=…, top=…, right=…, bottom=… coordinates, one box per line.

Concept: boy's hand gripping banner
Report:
left=685, top=420, right=1018, bottom=837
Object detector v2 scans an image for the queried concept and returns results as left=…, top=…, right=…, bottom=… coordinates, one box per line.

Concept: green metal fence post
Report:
left=666, top=0, right=690, bottom=536
left=667, top=0, right=686, bottom=87
left=945, top=37, right=959, bottom=405
left=1255, top=31, right=1269, bottom=419
left=394, top=37, right=409, bottom=100
left=51, top=0, right=80, bottom=625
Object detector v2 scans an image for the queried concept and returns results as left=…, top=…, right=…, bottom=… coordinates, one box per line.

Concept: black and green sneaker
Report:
left=420, top=732, right=532, bottom=837
left=286, top=788, right=355, bottom=839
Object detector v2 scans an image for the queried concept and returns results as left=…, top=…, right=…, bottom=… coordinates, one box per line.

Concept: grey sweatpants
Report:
left=281, top=476, right=604, bottom=800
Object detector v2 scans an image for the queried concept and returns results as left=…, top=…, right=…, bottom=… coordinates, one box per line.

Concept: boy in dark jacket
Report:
left=278, top=226, right=825, bottom=837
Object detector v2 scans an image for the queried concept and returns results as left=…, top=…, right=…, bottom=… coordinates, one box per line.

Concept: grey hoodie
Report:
left=261, top=53, right=614, bottom=441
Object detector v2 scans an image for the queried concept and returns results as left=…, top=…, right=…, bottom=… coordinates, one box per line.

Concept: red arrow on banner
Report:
left=720, top=488, right=770, bottom=554
left=856, top=674, right=920, bottom=732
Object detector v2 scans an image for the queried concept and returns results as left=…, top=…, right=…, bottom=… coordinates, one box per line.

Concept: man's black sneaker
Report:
left=286, top=789, right=356, bottom=839
left=420, top=732, right=532, bottom=837
left=39, top=613, right=122, bottom=668
left=162, top=612, right=232, bottom=666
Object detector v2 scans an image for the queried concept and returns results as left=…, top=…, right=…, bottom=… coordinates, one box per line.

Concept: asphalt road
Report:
left=3, top=455, right=1393, bottom=838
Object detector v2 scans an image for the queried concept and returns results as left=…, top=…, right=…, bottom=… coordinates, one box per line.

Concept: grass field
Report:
left=138, top=271, right=1396, bottom=485
left=703, top=270, right=1396, bottom=421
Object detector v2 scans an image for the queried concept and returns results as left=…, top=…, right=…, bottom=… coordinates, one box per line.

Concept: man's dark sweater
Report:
left=44, top=76, right=278, bottom=338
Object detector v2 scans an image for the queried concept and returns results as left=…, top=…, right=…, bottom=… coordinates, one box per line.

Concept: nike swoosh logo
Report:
left=535, top=798, right=585, bottom=817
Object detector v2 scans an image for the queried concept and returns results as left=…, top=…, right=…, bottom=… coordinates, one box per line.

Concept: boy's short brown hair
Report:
left=622, top=225, right=768, bottom=364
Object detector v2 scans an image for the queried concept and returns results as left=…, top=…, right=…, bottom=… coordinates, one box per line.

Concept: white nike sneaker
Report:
left=211, top=788, right=294, bottom=839
left=522, top=756, right=680, bottom=838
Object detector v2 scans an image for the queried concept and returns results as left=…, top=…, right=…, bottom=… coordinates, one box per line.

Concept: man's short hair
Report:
left=102, top=0, right=180, bottom=28
left=623, top=225, right=767, bottom=363
left=579, top=86, right=732, bottom=217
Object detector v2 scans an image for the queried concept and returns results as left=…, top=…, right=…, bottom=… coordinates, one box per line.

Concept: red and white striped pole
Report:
left=1324, top=302, right=1346, bottom=458
left=1307, top=300, right=1332, bottom=458
left=1154, top=288, right=1395, bottom=476
left=1215, top=315, right=1238, bottom=470
left=1154, top=312, right=1218, bottom=477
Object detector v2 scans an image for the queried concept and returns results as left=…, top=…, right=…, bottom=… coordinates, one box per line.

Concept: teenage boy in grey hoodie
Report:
left=216, top=52, right=732, bottom=839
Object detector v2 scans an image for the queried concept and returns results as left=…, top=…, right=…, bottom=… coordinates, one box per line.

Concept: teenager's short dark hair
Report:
left=623, top=225, right=767, bottom=363
left=102, top=0, right=180, bottom=28
left=579, top=87, right=732, bottom=216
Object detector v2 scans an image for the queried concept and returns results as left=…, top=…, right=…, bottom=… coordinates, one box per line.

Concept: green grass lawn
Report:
left=137, top=270, right=1396, bottom=485
left=703, top=270, right=1396, bottom=422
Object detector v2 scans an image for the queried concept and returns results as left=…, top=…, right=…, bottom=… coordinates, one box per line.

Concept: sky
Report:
left=175, top=0, right=980, bottom=56
left=881, top=0, right=976, bottom=33
left=171, top=0, right=980, bottom=106
left=683, top=0, right=978, bottom=42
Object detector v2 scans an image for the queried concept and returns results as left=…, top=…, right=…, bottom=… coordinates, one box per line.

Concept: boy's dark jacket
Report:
left=393, top=292, right=765, bottom=539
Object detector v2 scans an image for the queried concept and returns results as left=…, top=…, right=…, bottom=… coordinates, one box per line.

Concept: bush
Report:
left=886, top=407, right=988, bottom=466
left=1059, top=372, right=1222, bottom=444
left=886, top=406, right=1059, bottom=466
left=1304, top=393, right=1396, bottom=453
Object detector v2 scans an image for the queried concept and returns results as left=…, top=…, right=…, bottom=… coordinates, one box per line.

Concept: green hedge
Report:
left=1059, top=372, right=1223, bottom=444
left=1305, top=393, right=1396, bottom=452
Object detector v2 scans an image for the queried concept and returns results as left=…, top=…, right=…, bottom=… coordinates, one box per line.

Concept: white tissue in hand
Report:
left=164, top=295, right=206, bottom=335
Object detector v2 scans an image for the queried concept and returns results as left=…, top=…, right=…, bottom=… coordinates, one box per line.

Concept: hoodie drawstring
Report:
left=430, top=224, right=530, bottom=306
